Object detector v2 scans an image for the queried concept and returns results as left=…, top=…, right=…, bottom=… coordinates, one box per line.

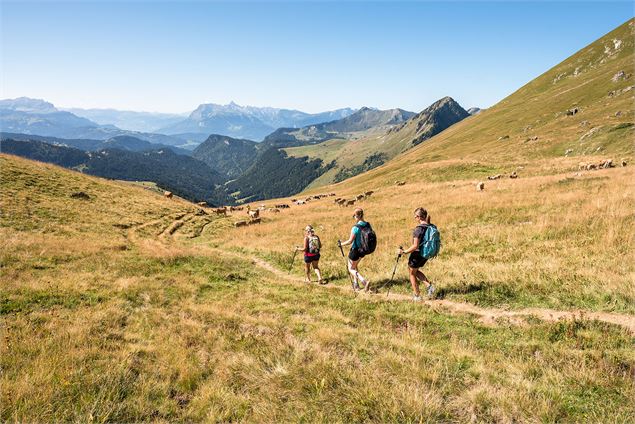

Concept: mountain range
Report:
left=158, top=102, right=356, bottom=141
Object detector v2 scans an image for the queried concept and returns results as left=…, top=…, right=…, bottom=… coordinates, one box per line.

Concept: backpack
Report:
left=418, top=224, right=441, bottom=259
left=356, top=223, right=377, bottom=255
left=308, top=235, right=321, bottom=254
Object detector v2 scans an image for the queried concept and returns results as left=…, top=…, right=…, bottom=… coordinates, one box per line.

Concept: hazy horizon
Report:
left=1, top=1, right=632, bottom=114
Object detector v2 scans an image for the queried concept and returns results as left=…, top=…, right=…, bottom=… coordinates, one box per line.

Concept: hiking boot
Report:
left=426, top=284, right=435, bottom=299
left=353, top=281, right=361, bottom=291
left=413, top=295, right=422, bottom=302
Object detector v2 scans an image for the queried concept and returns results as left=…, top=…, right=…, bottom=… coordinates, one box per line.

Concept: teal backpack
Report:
left=418, top=224, right=441, bottom=259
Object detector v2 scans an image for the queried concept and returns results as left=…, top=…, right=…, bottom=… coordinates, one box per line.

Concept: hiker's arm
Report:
left=295, top=237, right=307, bottom=252
left=401, top=237, right=419, bottom=254
left=339, top=229, right=356, bottom=246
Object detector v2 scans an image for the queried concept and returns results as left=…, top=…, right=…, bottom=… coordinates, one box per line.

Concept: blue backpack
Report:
left=418, top=224, right=441, bottom=259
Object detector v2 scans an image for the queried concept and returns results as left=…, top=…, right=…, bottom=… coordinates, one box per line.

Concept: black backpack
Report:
left=356, top=223, right=377, bottom=255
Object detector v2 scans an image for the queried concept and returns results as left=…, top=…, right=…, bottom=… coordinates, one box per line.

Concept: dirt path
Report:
left=131, top=214, right=635, bottom=334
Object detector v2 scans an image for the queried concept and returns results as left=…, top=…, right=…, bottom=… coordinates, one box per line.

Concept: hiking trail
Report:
left=130, top=212, right=635, bottom=334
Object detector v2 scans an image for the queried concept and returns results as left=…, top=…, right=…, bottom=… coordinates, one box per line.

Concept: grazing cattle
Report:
left=164, top=191, right=173, bottom=199
left=395, top=181, right=406, bottom=186
left=233, top=206, right=244, bottom=211
left=565, top=107, right=579, bottom=116
left=249, top=217, right=261, bottom=225
left=336, top=199, right=347, bottom=206
left=578, top=162, right=588, bottom=171
left=477, top=182, right=485, bottom=191
left=487, top=174, right=503, bottom=180
left=214, top=208, right=227, bottom=216
left=509, top=171, right=518, bottom=179
left=295, top=200, right=306, bottom=205
left=328, top=193, right=336, bottom=197
left=356, top=194, right=365, bottom=201
left=234, top=220, right=248, bottom=228
left=268, top=208, right=281, bottom=213
left=333, top=198, right=342, bottom=204
left=197, top=201, right=207, bottom=207
left=599, top=159, right=614, bottom=169
left=345, top=199, right=356, bottom=206
left=622, top=159, right=628, bottom=167
left=275, top=204, right=290, bottom=209
left=586, top=163, right=597, bottom=171
left=364, top=191, right=374, bottom=196
left=248, top=210, right=260, bottom=219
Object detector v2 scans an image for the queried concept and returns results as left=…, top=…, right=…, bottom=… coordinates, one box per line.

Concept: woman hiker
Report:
left=338, top=208, right=372, bottom=291
left=398, top=207, right=435, bottom=301
left=295, top=225, right=325, bottom=284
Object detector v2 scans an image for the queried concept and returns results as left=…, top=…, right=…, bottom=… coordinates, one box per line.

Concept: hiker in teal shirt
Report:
left=338, top=208, right=372, bottom=291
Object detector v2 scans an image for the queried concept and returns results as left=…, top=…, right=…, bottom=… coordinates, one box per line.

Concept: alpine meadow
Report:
left=1, top=4, right=634, bottom=424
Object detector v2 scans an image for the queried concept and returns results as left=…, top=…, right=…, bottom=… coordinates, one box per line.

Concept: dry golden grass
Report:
left=2, top=152, right=634, bottom=422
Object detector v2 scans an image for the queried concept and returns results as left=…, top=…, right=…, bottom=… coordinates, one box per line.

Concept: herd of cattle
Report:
left=162, top=157, right=628, bottom=218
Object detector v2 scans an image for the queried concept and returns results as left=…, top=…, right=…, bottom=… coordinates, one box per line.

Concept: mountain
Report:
left=191, top=134, right=259, bottom=178
left=159, top=101, right=356, bottom=141
left=1, top=137, right=229, bottom=205
left=263, top=107, right=415, bottom=148
left=318, top=19, right=634, bottom=190
left=0, top=98, right=190, bottom=148
left=281, top=96, right=469, bottom=187
left=0, top=132, right=191, bottom=156
left=65, top=108, right=186, bottom=133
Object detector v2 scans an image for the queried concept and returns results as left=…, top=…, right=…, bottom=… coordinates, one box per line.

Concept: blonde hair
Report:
left=414, top=207, right=430, bottom=224
left=353, top=208, right=364, bottom=220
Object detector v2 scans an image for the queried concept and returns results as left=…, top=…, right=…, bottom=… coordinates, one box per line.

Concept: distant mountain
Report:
left=409, top=96, right=471, bottom=146
left=159, top=101, right=356, bottom=141
left=65, top=108, right=186, bottom=133
left=192, top=134, right=259, bottom=178
left=0, top=132, right=191, bottom=156
left=263, top=107, right=415, bottom=148
left=1, top=137, right=229, bottom=205
left=0, top=97, right=189, bottom=148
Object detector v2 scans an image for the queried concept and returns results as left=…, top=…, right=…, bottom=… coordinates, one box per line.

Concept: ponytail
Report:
left=414, top=207, right=430, bottom=224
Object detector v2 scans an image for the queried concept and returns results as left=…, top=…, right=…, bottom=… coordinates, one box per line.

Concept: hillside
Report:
left=3, top=151, right=634, bottom=422
left=284, top=96, right=469, bottom=187
left=191, top=134, right=259, bottom=178
left=1, top=138, right=229, bottom=205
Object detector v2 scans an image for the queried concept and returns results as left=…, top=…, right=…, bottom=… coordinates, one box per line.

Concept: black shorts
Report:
left=408, top=252, right=428, bottom=269
left=304, top=254, right=320, bottom=263
left=348, top=248, right=365, bottom=262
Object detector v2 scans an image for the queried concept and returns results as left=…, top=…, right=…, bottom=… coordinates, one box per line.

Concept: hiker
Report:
left=338, top=208, right=376, bottom=291
left=295, top=225, right=324, bottom=284
left=399, top=207, right=435, bottom=301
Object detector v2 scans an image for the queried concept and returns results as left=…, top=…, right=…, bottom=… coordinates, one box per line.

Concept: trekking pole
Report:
left=288, top=248, right=298, bottom=273
left=385, top=246, right=403, bottom=298
left=338, top=240, right=356, bottom=291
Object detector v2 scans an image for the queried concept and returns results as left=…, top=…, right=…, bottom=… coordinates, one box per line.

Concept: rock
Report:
left=70, top=191, right=90, bottom=200
left=612, top=70, right=628, bottom=82
left=580, top=127, right=600, bottom=141
left=615, top=111, right=622, bottom=117
left=579, top=120, right=590, bottom=127
left=564, top=149, right=573, bottom=156
left=497, top=135, right=509, bottom=141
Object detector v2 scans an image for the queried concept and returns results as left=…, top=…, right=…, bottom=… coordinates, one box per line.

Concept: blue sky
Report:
left=1, top=1, right=632, bottom=113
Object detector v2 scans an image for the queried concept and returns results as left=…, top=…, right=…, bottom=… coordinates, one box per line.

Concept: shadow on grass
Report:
left=435, top=281, right=487, bottom=299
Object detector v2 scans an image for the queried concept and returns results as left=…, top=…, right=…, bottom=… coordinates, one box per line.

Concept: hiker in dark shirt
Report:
left=399, top=207, right=435, bottom=301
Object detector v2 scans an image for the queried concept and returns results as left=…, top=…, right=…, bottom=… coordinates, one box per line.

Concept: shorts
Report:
left=304, top=254, right=320, bottom=263
left=408, top=251, right=428, bottom=269
left=348, top=248, right=365, bottom=262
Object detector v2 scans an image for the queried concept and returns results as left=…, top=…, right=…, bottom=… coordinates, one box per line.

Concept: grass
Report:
left=2, top=154, right=634, bottom=422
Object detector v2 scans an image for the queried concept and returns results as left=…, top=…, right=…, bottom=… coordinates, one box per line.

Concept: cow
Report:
left=268, top=208, right=281, bottom=213
left=477, top=182, right=485, bottom=191
left=248, top=209, right=260, bottom=219
left=295, top=200, right=306, bottom=205
left=275, top=204, right=290, bottom=209
left=248, top=217, right=261, bottom=225
left=599, top=159, right=614, bottom=169
left=164, top=191, right=173, bottom=199
left=578, top=162, right=588, bottom=171
left=345, top=199, right=356, bottom=206
left=328, top=193, right=336, bottom=197
left=234, top=220, right=248, bottom=228
left=197, top=201, right=207, bottom=207
left=395, top=181, right=406, bottom=186
left=214, top=208, right=227, bottom=216
left=356, top=194, right=365, bottom=201
left=509, top=171, right=518, bottom=179
left=487, top=174, right=503, bottom=180
left=622, top=159, right=628, bottom=167
left=364, top=191, right=374, bottom=196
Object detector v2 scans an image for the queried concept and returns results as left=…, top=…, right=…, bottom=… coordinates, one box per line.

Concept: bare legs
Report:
left=408, top=267, right=431, bottom=297
left=305, top=261, right=323, bottom=283
left=348, top=259, right=368, bottom=290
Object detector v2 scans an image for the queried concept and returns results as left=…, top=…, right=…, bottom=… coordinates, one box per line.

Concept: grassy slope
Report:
left=287, top=19, right=634, bottom=190
left=2, top=154, right=634, bottom=422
